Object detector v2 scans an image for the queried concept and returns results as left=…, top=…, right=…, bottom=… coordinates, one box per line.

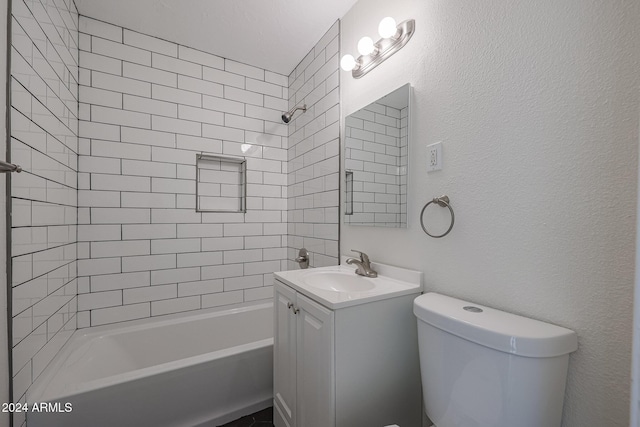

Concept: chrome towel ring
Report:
left=420, top=195, right=454, bottom=238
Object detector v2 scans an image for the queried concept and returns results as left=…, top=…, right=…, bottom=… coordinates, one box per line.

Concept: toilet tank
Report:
left=414, top=293, right=577, bottom=427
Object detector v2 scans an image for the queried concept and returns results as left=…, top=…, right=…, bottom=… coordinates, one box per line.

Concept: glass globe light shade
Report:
left=340, top=54, right=357, bottom=71
left=378, top=17, right=398, bottom=38
left=357, top=36, right=375, bottom=56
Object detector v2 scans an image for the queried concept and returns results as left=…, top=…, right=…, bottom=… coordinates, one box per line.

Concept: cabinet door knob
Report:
left=293, top=307, right=300, bottom=314
left=287, top=302, right=294, bottom=309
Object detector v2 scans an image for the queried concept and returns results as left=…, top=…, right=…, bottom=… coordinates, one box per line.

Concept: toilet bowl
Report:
left=414, top=293, right=578, bottom=427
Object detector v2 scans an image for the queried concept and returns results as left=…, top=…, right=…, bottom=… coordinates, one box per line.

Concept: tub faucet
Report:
left=346, top=250, right=378, bottom=278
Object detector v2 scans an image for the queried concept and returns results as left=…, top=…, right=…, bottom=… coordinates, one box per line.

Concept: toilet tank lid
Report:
left=414, top=293, right=578, bottom=357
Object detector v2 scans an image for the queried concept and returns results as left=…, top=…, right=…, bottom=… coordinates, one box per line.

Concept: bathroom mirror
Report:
left=344, top=84, right=410, bottom=227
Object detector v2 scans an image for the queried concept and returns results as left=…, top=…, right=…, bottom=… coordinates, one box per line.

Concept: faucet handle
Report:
left=350, top=249, right=369, bottom=263
left=295, top=248, right=310, bottom=269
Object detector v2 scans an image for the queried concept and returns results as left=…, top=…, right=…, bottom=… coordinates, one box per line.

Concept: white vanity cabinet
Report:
left=273, top=280, right=335, bottom=427
left=273, top=271, right=422, bottom=427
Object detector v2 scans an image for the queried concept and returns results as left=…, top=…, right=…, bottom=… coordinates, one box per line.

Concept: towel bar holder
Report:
left=420, top=195, right=454, bottom=238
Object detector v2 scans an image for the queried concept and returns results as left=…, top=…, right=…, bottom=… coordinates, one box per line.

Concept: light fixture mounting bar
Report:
left=352, top=19, right=415, bottom=79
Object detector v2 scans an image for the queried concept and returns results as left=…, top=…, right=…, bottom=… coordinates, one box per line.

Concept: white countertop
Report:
left=274, top=262, right=423, bottom=309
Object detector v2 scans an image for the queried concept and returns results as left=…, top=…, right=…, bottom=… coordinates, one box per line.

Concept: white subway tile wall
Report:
left=77, top=16, right=292, bottom=327
left=10, top=0, right=79, bottom=415
left=9, top=9, right=341, bottom=414
left=286, top=21, right=340, bottom=269
left=344, top=102, right=408, bottom=227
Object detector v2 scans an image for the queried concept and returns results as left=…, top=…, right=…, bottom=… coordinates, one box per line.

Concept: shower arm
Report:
left=288, top=105, right=306, bottom=115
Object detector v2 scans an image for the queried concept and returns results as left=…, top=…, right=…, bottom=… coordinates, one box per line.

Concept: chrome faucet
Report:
left=345, top=250, right=378, bottom=278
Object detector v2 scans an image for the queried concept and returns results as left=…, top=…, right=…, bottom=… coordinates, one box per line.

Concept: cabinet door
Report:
left=296, top=293, right=335, bottom=427
left=274, top=281, right=297, bottom=427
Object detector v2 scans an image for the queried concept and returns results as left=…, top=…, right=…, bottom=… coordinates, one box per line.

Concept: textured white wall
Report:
left=341, top=1, right=639, bottom=426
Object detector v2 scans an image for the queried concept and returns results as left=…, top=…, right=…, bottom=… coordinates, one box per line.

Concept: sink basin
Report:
left=274, top=263, right=422, bottom=309
left=303, top=271, right=376, bottom=292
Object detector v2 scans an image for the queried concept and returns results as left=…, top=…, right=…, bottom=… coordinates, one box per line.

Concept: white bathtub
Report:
left=27, top=301, right=273, bottom=427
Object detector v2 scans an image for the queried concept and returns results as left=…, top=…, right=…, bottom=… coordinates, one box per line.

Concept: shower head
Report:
left=281, top=104, right=307, bottom=124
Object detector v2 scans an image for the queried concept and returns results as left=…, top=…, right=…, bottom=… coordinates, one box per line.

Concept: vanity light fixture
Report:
left=357, top=36, right=377, bottom=56
left=378, top=17, right=400, bottom=39
left=341, top=17, right=415, bottom=79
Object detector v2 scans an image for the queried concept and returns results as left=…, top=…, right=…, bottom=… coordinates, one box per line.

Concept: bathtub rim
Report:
left=28, top=299, right=274, bottom=403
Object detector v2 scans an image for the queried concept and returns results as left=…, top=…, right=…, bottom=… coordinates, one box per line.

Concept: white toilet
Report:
left=414, top=293, right=578, bottom=427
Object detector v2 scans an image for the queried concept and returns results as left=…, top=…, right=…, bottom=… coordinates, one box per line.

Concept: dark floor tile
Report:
left=218, top=407, right=274, bottom=427
left=253, top=407, right=273, bottom=422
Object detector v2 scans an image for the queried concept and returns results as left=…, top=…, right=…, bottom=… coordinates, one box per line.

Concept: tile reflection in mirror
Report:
left=344, top=83, right=410, bottom=227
